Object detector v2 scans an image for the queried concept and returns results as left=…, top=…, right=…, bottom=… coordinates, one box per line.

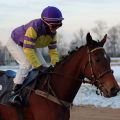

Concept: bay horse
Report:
left=0, top=33, right=119, bottom=120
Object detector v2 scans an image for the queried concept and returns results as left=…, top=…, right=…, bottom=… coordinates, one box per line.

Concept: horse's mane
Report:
left=55, top=46, right=84, bottom=67
left=55, top=40, right=102, bottom=67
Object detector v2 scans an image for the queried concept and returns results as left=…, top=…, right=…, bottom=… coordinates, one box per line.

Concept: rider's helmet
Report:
left=41, top=6, right=64, bottom=25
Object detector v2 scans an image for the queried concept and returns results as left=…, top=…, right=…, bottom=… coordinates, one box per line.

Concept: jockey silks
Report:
left=11, top=19, right=59, bottom=68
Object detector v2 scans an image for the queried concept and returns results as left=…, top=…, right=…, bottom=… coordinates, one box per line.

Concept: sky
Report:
left=1, top=0, right=120, bottom=44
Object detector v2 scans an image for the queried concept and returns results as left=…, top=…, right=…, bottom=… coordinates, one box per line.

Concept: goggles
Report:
left=42, top=18, right=62, bottom=29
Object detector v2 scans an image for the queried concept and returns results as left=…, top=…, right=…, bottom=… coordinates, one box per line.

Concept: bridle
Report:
left=82, top=46, right=113, bottom=95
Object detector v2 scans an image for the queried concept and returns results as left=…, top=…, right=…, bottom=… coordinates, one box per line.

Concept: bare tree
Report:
left=106, top=26, right=119, bottom=56
left=0, top=40, right=5, bottom=65
left=57, top=33, right=69, bottom=58
left=92, top=21, right=108, bottom=40
left=70, top=28, right=85, bottom=50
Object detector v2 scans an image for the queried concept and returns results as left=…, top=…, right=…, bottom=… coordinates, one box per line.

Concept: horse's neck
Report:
left=52, top=47, right=85, bottom=102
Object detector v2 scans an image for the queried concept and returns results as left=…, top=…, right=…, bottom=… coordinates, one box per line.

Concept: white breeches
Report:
left=6, top=38, right=48, bottom=84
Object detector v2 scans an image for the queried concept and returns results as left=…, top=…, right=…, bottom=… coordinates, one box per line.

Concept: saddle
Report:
left=0, top=67, right=53, bottom=106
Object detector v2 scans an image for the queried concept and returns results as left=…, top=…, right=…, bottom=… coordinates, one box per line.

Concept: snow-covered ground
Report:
left=74, top=66, right=120, bottom=108
left=74, top=84, right=120, bottom=109
left=0, top=65, right=120, bottom=108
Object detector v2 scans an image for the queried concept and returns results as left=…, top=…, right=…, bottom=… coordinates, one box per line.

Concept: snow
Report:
left=73, top=66, right=120, bottom=108
left=0, top=65, right=120, bottom=108
left=74, top=84, right=120, bottom=109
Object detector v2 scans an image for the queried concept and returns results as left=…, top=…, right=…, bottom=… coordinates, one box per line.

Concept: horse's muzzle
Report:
left=110, top=87, right=120, bottom=97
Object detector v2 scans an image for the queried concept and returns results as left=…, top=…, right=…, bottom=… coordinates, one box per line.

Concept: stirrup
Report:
left=9, top=94, right=22, bottom=106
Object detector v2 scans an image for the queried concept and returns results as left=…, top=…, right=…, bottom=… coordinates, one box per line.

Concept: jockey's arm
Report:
left=48, top=40, right=59, bottom=65
left=23, top=27, right=41, bottom=68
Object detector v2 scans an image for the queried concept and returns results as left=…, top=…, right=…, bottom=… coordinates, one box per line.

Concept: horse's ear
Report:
left=101, top=34, right=107, bottom=46
left=86, top=32, right=92, bottom=45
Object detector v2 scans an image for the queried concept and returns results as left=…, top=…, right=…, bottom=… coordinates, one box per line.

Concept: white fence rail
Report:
left=0, top=57, right=120, bottom=70
left=111, top=57, right=120, bottom=66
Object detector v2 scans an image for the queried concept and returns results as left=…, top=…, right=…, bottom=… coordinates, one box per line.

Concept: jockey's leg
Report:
left=6, top=38, right=32, bottom=106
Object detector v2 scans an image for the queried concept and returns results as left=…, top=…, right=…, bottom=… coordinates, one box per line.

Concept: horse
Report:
left=0, top=32, right=119, bottom=120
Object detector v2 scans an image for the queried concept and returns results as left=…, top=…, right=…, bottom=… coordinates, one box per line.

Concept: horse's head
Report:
left=82, top=33, right=120, bottom=97
left=46, top=33, right=120, bottom=104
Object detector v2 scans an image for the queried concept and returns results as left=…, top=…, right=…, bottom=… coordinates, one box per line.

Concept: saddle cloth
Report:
left=0, top=69, right=40, bottom=105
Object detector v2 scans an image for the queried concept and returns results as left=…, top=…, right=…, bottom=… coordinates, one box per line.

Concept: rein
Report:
left=33, top=46, right=113, bottom=105
left=27, top=46, right=113, bottom=107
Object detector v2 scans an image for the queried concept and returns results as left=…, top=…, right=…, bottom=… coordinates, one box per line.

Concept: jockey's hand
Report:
left=48, top=65, right=55, bottom=71
left=34, top=65, right=48, bottom=73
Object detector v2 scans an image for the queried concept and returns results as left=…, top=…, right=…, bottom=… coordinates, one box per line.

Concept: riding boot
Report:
left=9, top=84, right=22, bottom=106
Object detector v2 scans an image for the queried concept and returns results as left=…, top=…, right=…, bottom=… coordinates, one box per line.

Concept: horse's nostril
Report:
left=111, top=87, right=119, bottom=96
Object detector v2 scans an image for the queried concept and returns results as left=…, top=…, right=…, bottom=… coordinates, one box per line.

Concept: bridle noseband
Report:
left=83, top=46, right=113, bottom=95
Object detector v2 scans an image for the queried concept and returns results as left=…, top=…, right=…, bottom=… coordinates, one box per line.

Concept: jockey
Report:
left=6, top=6, right=64, bottom=106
